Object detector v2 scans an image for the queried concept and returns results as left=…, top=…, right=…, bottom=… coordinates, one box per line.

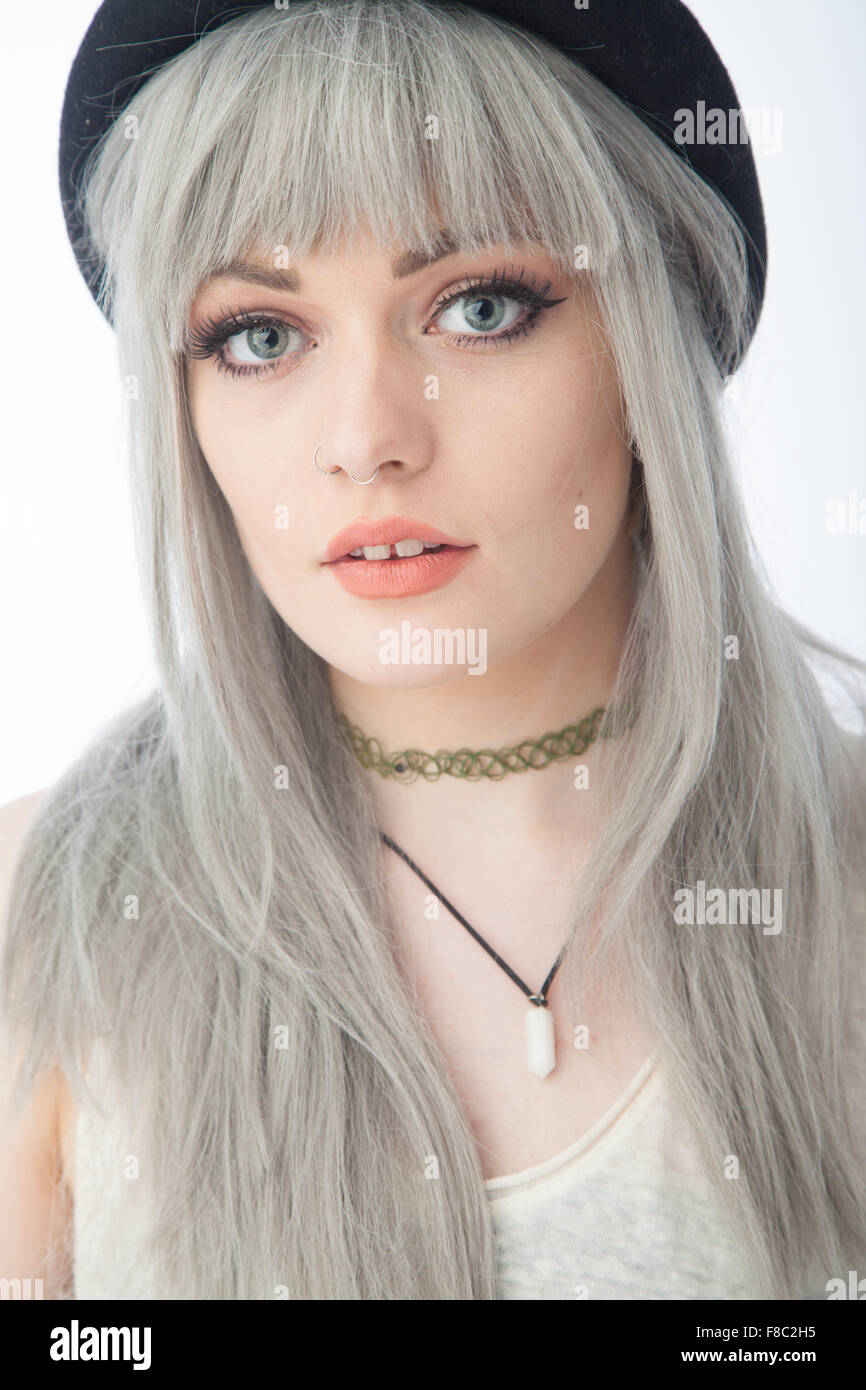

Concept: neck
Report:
left=328, top=530, right=637, bottom=868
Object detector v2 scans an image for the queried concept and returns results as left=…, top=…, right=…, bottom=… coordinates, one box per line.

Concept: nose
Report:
left=313, top=445, right=380, bottom=485
left=308, top=333, right=433, bottom=485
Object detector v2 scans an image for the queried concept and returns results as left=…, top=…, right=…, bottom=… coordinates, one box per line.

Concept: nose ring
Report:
left=313, top=444, right=340, bottom=475
left=313, top=444, right=380, bottom=485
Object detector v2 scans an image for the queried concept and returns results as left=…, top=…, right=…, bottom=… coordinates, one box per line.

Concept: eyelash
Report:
left=184, top=266, right=567, bottom=379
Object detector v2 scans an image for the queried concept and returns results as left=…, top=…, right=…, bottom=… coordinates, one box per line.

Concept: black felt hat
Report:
left=59, top=0, right=767, bottom=369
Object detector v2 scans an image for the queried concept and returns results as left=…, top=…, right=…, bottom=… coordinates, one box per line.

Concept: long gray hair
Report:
left=4, top=0, right=865, bottom=1298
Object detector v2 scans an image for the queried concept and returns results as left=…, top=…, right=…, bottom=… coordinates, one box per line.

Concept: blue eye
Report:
left=224, top=320, right=303, bottom=364
left=429, top=268, right=566, bottom=349
left=186, top=311, right=307, bottom=376
left=185, top=266, right=567, bottom=379
left=435, top=291, right=521, bottom=336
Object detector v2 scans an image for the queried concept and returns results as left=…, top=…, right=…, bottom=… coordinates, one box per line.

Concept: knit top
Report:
left=71, top=1045, right=832, bottom=1300
left=485, top=1054, right=758, bottom=1300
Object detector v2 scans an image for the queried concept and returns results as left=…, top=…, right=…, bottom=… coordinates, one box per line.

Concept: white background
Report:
left=2, top=0, right=864, bottom=804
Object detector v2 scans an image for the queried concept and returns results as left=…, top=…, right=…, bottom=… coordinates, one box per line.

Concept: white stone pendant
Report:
left=525, top=1002, right=556, bottom=1079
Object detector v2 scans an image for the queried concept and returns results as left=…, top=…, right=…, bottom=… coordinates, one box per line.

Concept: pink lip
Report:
left=322, top=514, right=477, bottom=600
left=323, top=515, right=473, bottom=563
left=327, top=545, right=475, bottom=599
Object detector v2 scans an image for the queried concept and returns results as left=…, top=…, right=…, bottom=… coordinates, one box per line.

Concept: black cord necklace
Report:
left=380, top=830, right=566, bottom=1079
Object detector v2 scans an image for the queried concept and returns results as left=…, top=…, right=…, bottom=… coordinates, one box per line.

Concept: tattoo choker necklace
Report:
left=342, top=703, right=634, bottom=1078
left=338, top=705, right=618, bottom=782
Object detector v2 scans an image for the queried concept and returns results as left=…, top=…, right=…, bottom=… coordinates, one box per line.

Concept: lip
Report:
left=323, top=515, right=474, bottom=563
left=322, top=514, right=477, bottom=600
left=327, top=545, right=475, bottom=600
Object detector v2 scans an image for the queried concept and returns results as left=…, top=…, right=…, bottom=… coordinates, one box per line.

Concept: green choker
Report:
left=337, top=705, right=632, bottom=783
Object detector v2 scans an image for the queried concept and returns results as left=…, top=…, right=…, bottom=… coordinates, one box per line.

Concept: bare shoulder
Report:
left=0, top=784, right=60, bottom=1085
left=0, top=785, right=77, bottom=1294
left=0, top=785, right=78, bottom=1220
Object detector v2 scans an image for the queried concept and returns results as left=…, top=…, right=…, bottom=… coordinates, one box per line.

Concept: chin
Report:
left=329, top=654, right=488, bottom=690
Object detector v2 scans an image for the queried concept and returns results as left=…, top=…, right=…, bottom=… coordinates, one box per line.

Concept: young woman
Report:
left=2, top=0, right=864, bottom=1301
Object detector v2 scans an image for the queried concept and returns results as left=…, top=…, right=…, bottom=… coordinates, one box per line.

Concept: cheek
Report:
left=187, top=369, right=291, bottom=556
left=475, top=348, right=632, bottom=573
left=557, top=363, right=633, bottom=538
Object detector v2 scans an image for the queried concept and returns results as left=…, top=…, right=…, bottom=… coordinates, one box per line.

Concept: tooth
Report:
left=349, top=548, right=364, bottom=557
left=362, top=544, right=392, bottom=561
left=394, top=538, right=425, bottom=557
left=422, top=541, right=443, bottom=550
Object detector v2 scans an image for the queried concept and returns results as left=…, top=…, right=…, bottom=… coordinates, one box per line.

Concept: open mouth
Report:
left=322, top=516, right=476, bottom=596
left=326, top=540, right=475, bottom=598
left=341, top=540, right=450, bottom=561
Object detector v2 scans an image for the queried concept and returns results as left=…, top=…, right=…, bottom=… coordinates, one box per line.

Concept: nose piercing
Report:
left=313, top=444, right=380, bottom=485
left=313, top=444, right=340, bottom=475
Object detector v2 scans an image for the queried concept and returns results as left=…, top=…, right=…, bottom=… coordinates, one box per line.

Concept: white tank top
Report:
left=73, top=1045, right=824, bottom=1299
left=485, top=1053, right=760, bottom=1299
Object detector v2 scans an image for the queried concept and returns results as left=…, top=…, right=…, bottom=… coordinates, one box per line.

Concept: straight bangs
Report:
left=78, top=0, right=634, bottom=351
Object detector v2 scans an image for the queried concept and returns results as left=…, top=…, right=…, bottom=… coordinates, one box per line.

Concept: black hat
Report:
left=59, top=0, right=767, bottom=369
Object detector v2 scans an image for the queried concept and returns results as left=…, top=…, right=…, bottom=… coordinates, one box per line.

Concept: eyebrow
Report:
left=205, top=237, right=460, bottom=294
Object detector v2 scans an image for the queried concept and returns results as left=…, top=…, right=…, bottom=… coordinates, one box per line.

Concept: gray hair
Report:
left=3, top=0, right=865, bottom=1298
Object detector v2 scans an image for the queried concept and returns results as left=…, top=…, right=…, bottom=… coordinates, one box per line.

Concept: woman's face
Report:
left=185, top=227, right=635, bottom=686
